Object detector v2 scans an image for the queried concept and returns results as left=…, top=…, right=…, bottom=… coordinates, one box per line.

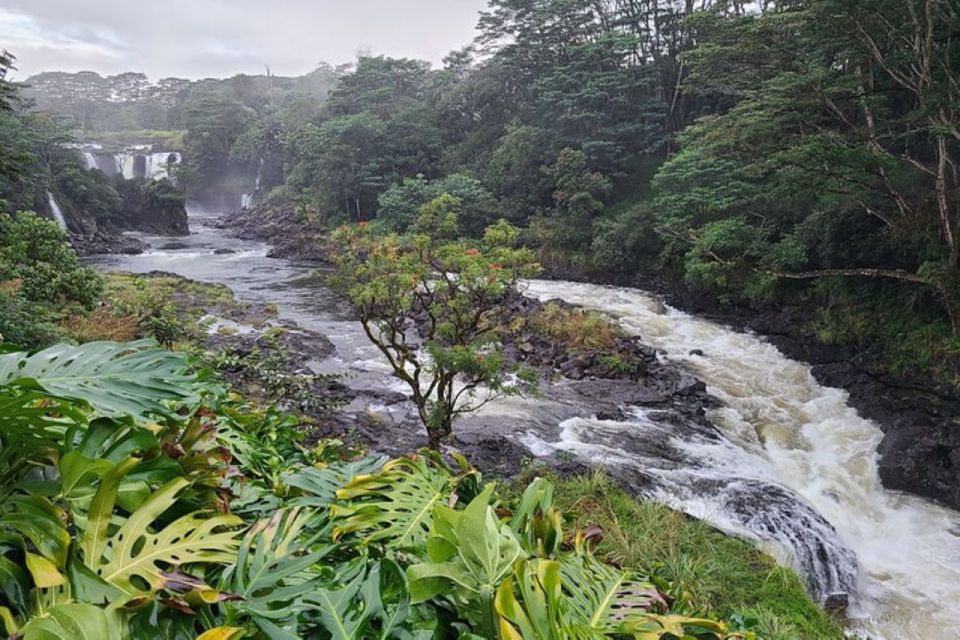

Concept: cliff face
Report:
left=114, top=178, right=189, bottom=236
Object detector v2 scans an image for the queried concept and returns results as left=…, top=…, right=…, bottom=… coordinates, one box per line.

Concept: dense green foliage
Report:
left=0, top=338, right=765, bottom=639
left=0, top=212, right=103, bottom=347
left=546, top=473, right=844, bottom=639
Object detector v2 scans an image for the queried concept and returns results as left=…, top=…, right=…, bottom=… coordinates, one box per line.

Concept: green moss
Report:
left=541, top=472, right=844, bottom=639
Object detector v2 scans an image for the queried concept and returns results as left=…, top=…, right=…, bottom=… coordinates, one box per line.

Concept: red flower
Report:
left=465, top=248, right=480, bottom=256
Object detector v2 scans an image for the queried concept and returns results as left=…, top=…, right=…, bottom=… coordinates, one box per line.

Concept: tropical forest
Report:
left=0, top=0, right=958, bottom=638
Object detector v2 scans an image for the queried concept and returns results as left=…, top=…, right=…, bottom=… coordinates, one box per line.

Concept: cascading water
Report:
left=118, top=153, right=137, bottom=180
left=240, top=158, right=265, bottom=210
left=45, top=191, right=68, bottom=231
left=142, top=152, right=181, bottom=180
left=522, top=280, right=960, bottom=639
left=81, top=151, right=97, bottom=170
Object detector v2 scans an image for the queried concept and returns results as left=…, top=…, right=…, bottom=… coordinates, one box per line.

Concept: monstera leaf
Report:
left=0, top=340, right=196, bottom=419
left=303, top=557, right=410, bottom=640
left=18, top=602, right=124, bottom=640
left=285, top=456, right=387, bottom=509
left=497, top=555, right=729, bottom=640
left=220, top=508, right=335, bottom=639
left=82, top=474, right=243, bottom=595
left=332, top=455, right=463, bottom=550
left=0, top=386, right=86, bottom=446
left=560, top=551, right=667, bottom=636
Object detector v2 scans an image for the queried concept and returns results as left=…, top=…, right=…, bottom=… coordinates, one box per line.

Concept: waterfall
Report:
left=87, top=148, right=183, bottom=181
left=239, top=158, right=265, bottom=210
left=522, top=280, right=960, bottom=640
left=143, top=152, right=181, bottom=181
left=45, top=192, right=68, bottom=231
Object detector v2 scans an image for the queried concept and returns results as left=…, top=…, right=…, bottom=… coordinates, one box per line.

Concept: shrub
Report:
left=529, top=301, right=623, bottom=351
left=0, top=211, right=103, bottom=349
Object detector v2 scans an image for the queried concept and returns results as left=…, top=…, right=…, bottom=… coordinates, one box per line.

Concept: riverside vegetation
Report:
left=0, top=166, right=839, bottom=640
left=0, top=210, right=844, bottom=638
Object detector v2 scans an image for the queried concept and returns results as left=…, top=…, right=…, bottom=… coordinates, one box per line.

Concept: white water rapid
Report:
left=45, top=191, right=67, bottom=231
left=522, top=280, right=960, bottom=639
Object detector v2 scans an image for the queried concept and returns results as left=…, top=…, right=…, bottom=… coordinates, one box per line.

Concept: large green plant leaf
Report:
left=220, top=507, right=335, bottom=639
left=332, top=456, right=460, bottom=550
left=560, top=552, right=664, bottom=634
left=19, top=602, right=124, bottom=640
left=406, top=487, right=524, bottom=637
left=0, top=495, right=71, bottom=572
left=495, top=559, right=566, bottom=640
left=285, top=456, right=387, bottom=509
left=83, top=475, right=243, bottom=594
left=302, top=557, right=410, bottom=640
left=497, top=556, right=729, bottom=640
left=0, top=340, right=196, bottom=419
left=0, top=387, right=85, bottom=448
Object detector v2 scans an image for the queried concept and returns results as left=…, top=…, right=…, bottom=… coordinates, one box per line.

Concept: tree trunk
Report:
left=427, top=419, right=452, bottom=451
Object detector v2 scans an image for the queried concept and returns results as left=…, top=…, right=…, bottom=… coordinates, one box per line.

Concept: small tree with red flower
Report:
left=330, top=197, right=541, bottom=449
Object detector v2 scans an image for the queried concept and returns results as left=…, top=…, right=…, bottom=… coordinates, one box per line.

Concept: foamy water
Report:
left=523, top=280, right=960, bottom=639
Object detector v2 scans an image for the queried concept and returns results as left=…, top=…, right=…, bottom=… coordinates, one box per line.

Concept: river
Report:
left=88, top=213, right=960, bottom=640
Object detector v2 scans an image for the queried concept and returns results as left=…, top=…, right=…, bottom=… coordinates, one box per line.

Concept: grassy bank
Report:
left=540, top=472, right=844, bottom=639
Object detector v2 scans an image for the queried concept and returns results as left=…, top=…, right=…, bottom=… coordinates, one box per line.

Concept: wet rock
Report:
left=877, top=424, right=960, bottom=509
left=71, top=231, right=147, bottom=256
left=823, top=592, right=849, bottom=617
left=217, top=205, right=332, bottom=264
left=213, top=248, right=236, bottom=255
left=689, top=349, right=705, bottom=357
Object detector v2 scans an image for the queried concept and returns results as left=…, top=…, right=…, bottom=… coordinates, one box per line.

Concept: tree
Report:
left=330, top=216, right=540, bottom=449
left=289, top=114, right=388, bottom=220
left=0, top=50, right=17, bottom=112
left=529, top=148, right=612, bottom=256
left=377, top=173, right=500, bottom=236
left=648, top=0, right=960, bottom=330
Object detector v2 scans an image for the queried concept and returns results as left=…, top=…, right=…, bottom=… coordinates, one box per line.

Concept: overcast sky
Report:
left=1, top=1, right=487, bottom=80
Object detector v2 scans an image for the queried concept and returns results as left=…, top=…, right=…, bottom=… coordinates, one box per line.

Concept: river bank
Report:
left=544, top=266, right=960, bottom=513
left=217, top=204, right=960, bottom=511
left=107, top=208, right=960, bottom=638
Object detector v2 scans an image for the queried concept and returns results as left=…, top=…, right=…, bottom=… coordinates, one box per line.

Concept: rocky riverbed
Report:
left=216, top=203, right=960, bottom=510
left=540, top=266, right=960, bottom=512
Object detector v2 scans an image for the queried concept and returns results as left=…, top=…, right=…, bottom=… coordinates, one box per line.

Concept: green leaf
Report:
left=333, top=456, right=458, bottom=550
left=0, top=556, right=29, bottom=613
left=85, top=476, right=243, bottom=594
left=303, top=558, right=397, bottom=640
left=0, top=495, right=70, bottom=569
left=0, top=340, right=196, bottom=419
left=19, top=602, right=123, bottom=640
left=220, top=507, right=335, bottom=638
left=284, top=456, right=386, bottom=509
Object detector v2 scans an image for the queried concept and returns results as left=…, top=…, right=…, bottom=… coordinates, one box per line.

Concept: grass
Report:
left=812, top=285, right=960, bottom=391
left=528, top=301, right=623, bottom=351
left=59, top=307, right=139, bottom=343
left=60, top=273, right=255, bottom=348
left=78, top=129, right=186, bottom=149
left=528, top=471, right=844, bottom=640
